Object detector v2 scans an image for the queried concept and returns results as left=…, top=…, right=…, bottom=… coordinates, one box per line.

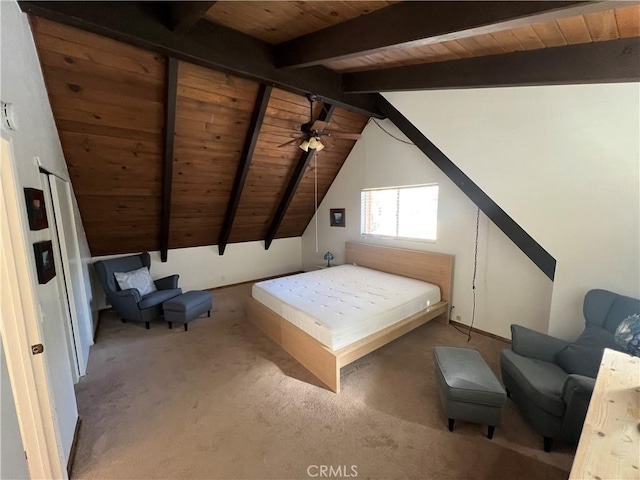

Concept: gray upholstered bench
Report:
left=163, top=291, right=213, bottom=331
left=434, top=346, right=506, bottom=439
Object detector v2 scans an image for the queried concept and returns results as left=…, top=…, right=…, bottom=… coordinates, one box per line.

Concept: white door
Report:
left=45, top=174, right=90, bottom=378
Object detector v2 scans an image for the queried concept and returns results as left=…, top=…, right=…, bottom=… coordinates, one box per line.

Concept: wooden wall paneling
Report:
left=160, top=57, right=179, bottom=262
left=276, top=109, right=368, bottom=238
left=327, top=4, right=640, bottom=74
left=218, top=83, right=273, bottom=255
left=31, top=17, right=165, bottom=256
left=489, top=30, right=525, bottom=53
left=29, top=17, right=166, bottom=78
left=170, top=61, right=259, bottom=249
left=228, top=88, right=316, bottom=244
left=204, top=1, right=396, bottom=44
left=615, top=5, right=640, bottom=38
left=584, top=9, right=620, bottom=41
left=262, top=97, right=336, bottom=249
left=531, top=21, right=568, bottom=47
left=54, top=120, right=160, bottom=143
left=555, top=16, right=592, bottom=44
left=21, top=1, right=383, bottom=118
left=344, top=37, right=640, bottom=92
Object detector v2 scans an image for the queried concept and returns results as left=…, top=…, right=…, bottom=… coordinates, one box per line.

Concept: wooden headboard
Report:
left=345, top=242, right=454, bottom=304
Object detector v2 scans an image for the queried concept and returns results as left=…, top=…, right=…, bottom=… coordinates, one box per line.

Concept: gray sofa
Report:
left=94, top=252, right=182, bottom=329
left=500, top=289, right=639, bottom=452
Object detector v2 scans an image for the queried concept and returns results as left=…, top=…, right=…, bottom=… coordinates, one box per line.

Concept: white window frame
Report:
left=360, top=183, right=439, bottom=243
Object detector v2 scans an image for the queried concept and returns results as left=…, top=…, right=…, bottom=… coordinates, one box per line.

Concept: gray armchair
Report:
left=94, top=252, right=182, bottom=329
left=500, top=289, right=639, bottom=452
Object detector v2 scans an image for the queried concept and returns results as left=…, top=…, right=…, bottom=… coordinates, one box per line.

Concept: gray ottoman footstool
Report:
left=163, top=291, right=213, bottom=331
left=434, top=346, right=506, bottom=439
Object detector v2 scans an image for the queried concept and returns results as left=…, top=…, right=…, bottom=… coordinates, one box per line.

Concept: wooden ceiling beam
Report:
left=160, top=57, right=179, bottom=263
left=264, top=104, right=336, bottom=250
left=276, top=1, right=632, bottom=69
left=218, top=84, right=273, bottom=256
left=343, top=37, right=640, bottom=93
left=376, top=95, right=556, bottom=280
left=169, top=1, right=216, bottom=34
left=18, top=1, right=383, bottom=118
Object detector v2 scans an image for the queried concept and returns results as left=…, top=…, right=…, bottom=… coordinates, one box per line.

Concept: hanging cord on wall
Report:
left=467, top=207, right=481, bottom=342
left=369, top=118, right=415, bottom=145
left=450, top=306, right=472, bottom=337
left=314, top=150, right=319, bottom=254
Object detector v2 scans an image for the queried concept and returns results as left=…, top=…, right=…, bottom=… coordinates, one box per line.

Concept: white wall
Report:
left=302, top=121, right=553, bottom=339
left=1, top=343, right=29, bottom=480
left=386, top=84, right=640, bottom=339
left=0, top=0, right=95, bottom=464
left=92, top=238, right=303, bottom=310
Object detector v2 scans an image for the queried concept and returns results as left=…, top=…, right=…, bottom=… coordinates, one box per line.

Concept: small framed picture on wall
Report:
left=24, top=188, right=49, bottom=230
left=330, top=208, right=346, bottom=227
left=33, top=240, right=56, bottom=284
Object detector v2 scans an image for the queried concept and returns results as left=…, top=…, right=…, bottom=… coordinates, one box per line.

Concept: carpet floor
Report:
left=73, top=282, right=575, bottom=479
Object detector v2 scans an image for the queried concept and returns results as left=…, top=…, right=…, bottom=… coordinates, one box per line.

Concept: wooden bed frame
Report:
left=246, top=242, right=454, bottom=393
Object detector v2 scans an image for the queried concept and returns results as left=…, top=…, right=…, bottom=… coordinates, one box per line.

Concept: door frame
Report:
left=0, top=137, right=66, bottom=478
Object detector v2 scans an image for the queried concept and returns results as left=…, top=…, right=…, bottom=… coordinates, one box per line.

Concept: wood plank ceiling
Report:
left=23, top=1, right=639, bottom=259
left=30, top=16, right=368, bottom=257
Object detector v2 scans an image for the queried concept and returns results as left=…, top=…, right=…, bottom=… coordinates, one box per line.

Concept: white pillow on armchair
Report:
left=113, top=267, right=157, bottom=296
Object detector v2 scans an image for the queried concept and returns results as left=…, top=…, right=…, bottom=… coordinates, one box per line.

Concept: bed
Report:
left=246, top=242, right=454, bottom=393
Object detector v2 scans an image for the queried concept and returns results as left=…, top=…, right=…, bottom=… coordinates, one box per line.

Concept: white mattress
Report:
left=252, top=264, right=441, bottom=351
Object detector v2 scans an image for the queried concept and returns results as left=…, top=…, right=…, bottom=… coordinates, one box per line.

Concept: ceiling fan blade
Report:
left=324, top=132, right=362, bottom=140
left=311, top=120, right=329, bottom=132
left=277, top=138, right=301, bottom=148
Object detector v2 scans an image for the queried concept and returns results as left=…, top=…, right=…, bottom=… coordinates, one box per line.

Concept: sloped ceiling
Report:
left=30, top=17, right=368, bottom=257
left=24, top=1, right=639, bottom=262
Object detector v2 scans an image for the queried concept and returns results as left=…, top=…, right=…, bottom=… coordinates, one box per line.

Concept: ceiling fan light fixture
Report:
left=308, top=136, right=323, bottom=151
left=299, top=139, right=310, bottom=152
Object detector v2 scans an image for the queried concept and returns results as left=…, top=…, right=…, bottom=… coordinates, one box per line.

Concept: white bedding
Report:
left=252, top=264, right=441, bottom=351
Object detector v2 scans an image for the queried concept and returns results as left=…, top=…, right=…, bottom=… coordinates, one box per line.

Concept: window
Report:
left=361, top=184, right=439, bottom=241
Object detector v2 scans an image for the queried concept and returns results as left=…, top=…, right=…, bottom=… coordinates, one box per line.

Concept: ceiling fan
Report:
left=279, top=94, right=362, bottom=152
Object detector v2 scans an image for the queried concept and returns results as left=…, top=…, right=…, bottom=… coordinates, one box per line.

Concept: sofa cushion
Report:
left=138, top=288, right=182, bottom=309
left=501, top=349, right=566, bottom=417
left=576, top=326, right=620, bottom=350
left=555, top=326, right=620, bottom=378
left=114, top=267, right=156, bottom=296
left=555, top=344, right=604, bottom=378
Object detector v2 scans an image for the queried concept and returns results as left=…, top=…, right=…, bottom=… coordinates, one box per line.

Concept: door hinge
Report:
left=31, top=344, right=44, bottom=355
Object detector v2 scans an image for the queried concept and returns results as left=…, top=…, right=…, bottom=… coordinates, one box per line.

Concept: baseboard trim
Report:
left=67, top=416, right=82, bottom=477
left=449, top=320, right=511, bottom=344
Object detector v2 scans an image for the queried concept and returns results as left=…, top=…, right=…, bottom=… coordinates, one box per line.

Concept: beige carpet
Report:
left=73, top=282, right=574, bottom=479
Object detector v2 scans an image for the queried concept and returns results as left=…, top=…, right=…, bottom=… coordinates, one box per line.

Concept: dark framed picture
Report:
left=24, top=188, right=48, bottom=230
left=33, top=241, right=56, bottom=284
left=330, top=208, right=346, bottom=227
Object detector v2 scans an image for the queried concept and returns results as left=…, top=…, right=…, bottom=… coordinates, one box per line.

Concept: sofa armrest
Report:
left=511, top=324, right=569, bottom=362
left=155, top=274, right=179, bottom=290
left=562, top=374, right=596, bottom=402
left=560, top=374, right=596, bottom=442
left=109, top=288, right=142, bottom=320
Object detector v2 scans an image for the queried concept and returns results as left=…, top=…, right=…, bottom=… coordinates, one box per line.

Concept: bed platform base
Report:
left=247, top=297, right=448, bottom=393
left=247, top=242, right=453, bottom=393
